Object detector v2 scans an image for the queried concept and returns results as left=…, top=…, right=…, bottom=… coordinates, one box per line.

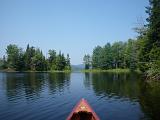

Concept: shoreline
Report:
left=0, top=69, right=141, bottom=73
left=0, top=70, right=72, bottom=73
left=81, top=69, right=141, bottom=73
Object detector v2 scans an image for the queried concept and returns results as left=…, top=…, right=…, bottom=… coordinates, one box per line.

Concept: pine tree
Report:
left=83, top=54, right=91, bottom=69
left=48, top=49, right=56, bottom=70
left=6, top=44, right=20, bottom=70
left=65, top=54, right=71, bottom=70
left=92, top=46, right=103, bottom=69
left=145, top=0, right=160, bottom=80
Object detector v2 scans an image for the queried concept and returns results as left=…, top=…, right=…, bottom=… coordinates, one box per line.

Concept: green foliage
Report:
left=24, top=44, right=36, bottom=70
left=90, top=40, right=138, bottom=71
left=30, top=49, right=46, bottom=71
left=126, top=39, right=138, bottom=70
left=137, top=0, right=160, bottom=80
left=86, top=0, right=160, bottom=81
left=1, top=44, right=71, bottom=71
left=65, top=54, right=71, bottom=70
left=146, top=61, right=160, bottom=81
left=111, top=41, right=126, bottom=69
left=83, top=54, right=91, bottom=69
left=0, top=60, right=3, bottom=70
left=92, top=46, right=102, bottom=69
left=6, top=44, right=25, bottom=71
left=16, top=48, right=25, bottom=71
left=6, top=44, right=19, bottom=69
left=103, top=43, right=112, bottom=69
left=0, top=56, right=7, bottom=70
left=46, top=50, right=71, bottom=71
left=54, top=52, right=65, bottom=70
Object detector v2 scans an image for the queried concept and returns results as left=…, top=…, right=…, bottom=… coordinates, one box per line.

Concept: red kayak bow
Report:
left=66, top=98, right=100, bottom=120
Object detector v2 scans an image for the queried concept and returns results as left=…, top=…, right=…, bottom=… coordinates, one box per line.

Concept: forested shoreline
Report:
left=0, top=44, right=71, bottom=71
left=83, top=0, right=160, bottom=81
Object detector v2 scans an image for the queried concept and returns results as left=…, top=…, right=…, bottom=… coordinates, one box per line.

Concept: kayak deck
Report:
left=66, top=98, right=100, bottom=120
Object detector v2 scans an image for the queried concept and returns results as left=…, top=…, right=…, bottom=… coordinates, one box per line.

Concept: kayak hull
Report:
left=66, top=98, right=100, bottom=120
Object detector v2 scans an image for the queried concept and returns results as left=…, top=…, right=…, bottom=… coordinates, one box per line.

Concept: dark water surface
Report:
left=0, top=72, right=159, bottom=120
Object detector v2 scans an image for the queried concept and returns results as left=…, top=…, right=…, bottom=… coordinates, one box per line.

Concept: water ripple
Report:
left=0, top=72, right=151, bottom=120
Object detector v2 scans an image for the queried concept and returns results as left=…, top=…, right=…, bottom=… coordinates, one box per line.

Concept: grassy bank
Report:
left=49, top=70, right=72, bottom=73
left=81, top=68, right=141, bottom=73
left=0, top=68, right=71, bottom=73
left=1, top=68, right=141, bottom=74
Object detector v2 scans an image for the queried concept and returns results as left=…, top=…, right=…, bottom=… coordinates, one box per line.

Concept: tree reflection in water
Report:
left=84, top=72, right=160, bottom=120
left=84, top=72, right=141, bottom=101
left=139, top=81, right=160, bottom=120
left=4, top=72, right=71, bottom=101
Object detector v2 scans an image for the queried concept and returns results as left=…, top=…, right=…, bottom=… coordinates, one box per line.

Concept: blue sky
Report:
left=0, top=0, right=148, bottom=64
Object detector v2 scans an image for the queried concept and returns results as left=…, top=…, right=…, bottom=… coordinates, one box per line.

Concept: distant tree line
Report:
left=84, top=39, right=138, bottom=71
left=83, top=0, right=160, bottom=80
left=0, top=44, right=71, bottom=71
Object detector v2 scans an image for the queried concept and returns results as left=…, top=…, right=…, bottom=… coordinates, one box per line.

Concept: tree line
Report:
left=83, top=39, right=138, bottom=70
left=0, top=44, right=71, bottom=71
left=83, top=0, right=160, bottom=80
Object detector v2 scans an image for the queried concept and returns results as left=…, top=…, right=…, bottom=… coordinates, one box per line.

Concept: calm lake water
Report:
left=0, top=72, right=159, bottom=120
